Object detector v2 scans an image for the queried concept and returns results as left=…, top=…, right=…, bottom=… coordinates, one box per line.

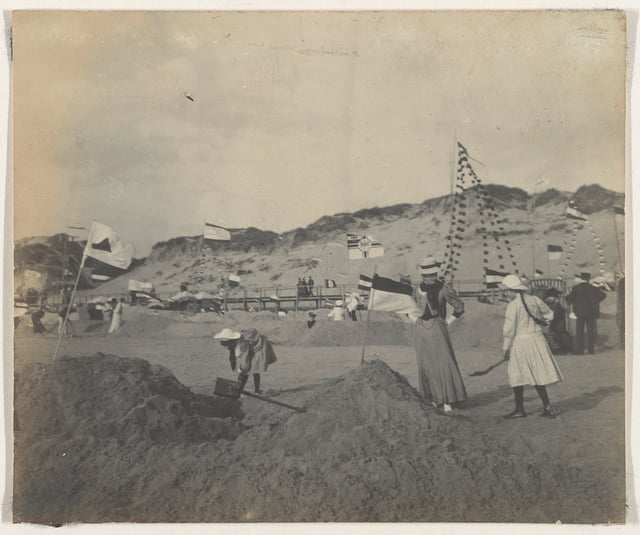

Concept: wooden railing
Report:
left=41, top=278, right=571, bottom=313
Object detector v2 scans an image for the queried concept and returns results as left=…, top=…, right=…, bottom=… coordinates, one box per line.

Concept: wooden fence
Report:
left=42, top=278, right=573, bottom=313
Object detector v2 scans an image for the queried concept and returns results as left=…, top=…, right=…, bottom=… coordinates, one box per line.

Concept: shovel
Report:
left=469, top=359, right=507, bottom=377
left=214, top=377, right=306, bottom=412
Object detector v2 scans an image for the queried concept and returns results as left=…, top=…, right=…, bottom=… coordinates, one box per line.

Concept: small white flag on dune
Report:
left=204, top=222, right=231, bottom=241
left=84, top=221, right=134, bottom=270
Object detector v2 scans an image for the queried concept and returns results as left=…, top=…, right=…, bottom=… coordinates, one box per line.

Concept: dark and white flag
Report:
left=368, top=275, right=420, bottom=316
left=485, top=267, right=509, bottom=288
left=84, top=221, right=134, bottom=269
left=347, top=233, right=384, bottom=259
left=358, top=274, right=373, bottom=291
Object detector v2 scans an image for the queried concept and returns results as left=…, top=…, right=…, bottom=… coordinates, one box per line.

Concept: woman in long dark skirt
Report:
left=412, top=257, right=467, bottom=413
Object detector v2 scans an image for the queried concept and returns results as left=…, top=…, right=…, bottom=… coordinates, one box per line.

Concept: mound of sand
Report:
left=14, top=353, right=244, bottom=443
left=14, top=356, right=618, bottom=524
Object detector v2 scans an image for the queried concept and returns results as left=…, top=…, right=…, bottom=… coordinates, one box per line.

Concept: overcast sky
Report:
left=12, top=10, right=626, bottom=256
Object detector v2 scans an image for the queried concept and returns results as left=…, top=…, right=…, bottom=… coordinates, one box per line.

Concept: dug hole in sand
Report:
left=13, top=345, right=619, bottom=524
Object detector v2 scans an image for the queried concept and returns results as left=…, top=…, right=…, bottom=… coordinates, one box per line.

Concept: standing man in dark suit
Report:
left=565, top=273, right=607, bottom=354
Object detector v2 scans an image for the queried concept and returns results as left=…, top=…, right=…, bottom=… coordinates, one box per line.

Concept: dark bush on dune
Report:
left=534, top=188, right=569, bottom=207
left=571, top=184, right=624, bottom=215
left=353, top=203, right=412, bottom=220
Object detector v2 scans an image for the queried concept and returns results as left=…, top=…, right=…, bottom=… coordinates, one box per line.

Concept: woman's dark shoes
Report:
left=540, top=405, right=558, bottom=418
left=503, top=409, right=527, bottom=419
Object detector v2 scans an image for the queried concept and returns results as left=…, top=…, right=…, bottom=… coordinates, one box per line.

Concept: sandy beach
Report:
left=12, top=301, right=625, bottom=523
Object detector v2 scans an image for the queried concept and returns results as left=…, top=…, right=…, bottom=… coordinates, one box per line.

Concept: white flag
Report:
left=84, top=221, right=134, bottom=269
left=204, top=222, right=231, bottom=241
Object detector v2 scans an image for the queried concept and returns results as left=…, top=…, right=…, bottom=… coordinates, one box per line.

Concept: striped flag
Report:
left=325, top=279, right=337, bottom=288
left=83, top=221, right=134, bottom=270
left=358, top=274, right=373, bottom=291
left=484, top=268, right=509, bottom=288
left=547, top=244, right=563, bottom=260
left=203, top=222, right=231, bottom=241
left=347, top=234, right=384, bottom=259
left=368, top=275, right=420, bottom=316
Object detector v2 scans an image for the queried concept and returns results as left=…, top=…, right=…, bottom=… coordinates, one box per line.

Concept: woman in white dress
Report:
left=501, top=274, right=563, bottom=419
left=108, top=298, right=124, bottom=334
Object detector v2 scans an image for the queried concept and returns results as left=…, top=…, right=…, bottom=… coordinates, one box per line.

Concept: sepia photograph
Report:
left=5, top=4, right=636, bottom=531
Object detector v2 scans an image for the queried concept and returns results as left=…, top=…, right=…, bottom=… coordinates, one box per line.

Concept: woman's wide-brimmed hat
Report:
left=501, top=274, right=529, bottom=291
left=213, top=328, right=241, bottom=341
left=418, top=256, right=441, bottom=275
left=335, top=300, right=344, bottom=306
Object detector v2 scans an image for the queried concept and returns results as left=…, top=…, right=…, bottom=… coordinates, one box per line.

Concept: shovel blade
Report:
left=214, top=377, right=242, bottom=399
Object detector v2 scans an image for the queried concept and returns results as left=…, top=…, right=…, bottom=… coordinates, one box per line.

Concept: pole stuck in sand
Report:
left=360, top=264, right=377, bottom=365
left=52, top=253, right=87, bottom=362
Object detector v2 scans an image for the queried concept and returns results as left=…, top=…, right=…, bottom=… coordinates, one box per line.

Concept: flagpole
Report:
left=531, top=198, right=536, bottom=277
left=52, top=222, right=96, bottom=361
left=326, top=243, right=329, bottom=283
left=450, top=134, right=456, bottom=195
left=52, top=253, right=88, bottom=362
left=360, top=265, right=377, bottom=365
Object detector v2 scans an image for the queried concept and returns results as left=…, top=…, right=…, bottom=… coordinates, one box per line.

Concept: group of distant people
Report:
left=327, top=293, right=361, bottom=322
left=26, top=297, right=127, bottom=337
left=296, top=276, right=315, bottom=297
left=544, top=272, right=610, bottom=356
